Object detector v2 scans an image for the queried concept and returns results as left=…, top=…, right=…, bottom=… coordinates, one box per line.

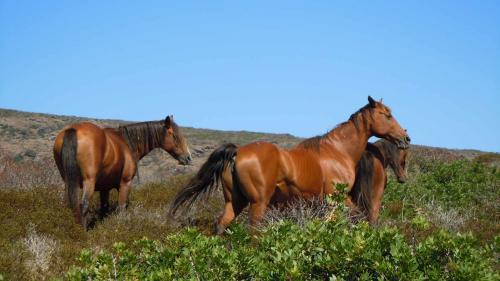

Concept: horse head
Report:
left=364, top=96, right=410, bottom=149
left=161, top=115, right=192, bottom=165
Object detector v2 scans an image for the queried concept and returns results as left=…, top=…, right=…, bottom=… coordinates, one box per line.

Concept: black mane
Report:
left=118, top=120, right=179, bottom=156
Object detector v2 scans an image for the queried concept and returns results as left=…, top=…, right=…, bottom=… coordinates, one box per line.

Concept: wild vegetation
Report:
left=0, top=109, right=499, bottom=280
left=0, top=155, right=498, bottom=280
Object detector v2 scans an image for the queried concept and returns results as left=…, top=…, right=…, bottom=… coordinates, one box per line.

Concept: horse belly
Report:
left=271, top=179, right=322, bottom=205
left=94, top=160, right=125, bottom=190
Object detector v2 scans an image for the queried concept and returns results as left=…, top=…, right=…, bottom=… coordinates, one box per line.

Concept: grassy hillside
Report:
left=0, top=108, right=499, bottom=280
left=2, top=107, right=498, bottom=188
left=0, top=108, right=298, bottom=185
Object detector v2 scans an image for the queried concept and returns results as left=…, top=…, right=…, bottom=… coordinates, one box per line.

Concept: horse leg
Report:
left=248, top=201, right=269, bottom=226
left=81, top=178, right=96, bottom=230
left=216, top=183, right=248, bottom=235
left=345, top=195, right=356, bottom=209
left=369, top=188, right=384, bottom=225
left=99, top=189, right=110, bottom=219
left=118, top=180, right=132, bottom=211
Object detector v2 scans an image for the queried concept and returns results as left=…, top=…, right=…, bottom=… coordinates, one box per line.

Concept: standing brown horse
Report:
left=171, top=97, right=410, bottom=234
left=349, top=139, right=408, bottom=225
left=54, top=116, right=191, bottom=229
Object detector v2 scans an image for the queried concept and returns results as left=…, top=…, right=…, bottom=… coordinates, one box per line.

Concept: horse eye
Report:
left=386, top=114, right=392, bottom=120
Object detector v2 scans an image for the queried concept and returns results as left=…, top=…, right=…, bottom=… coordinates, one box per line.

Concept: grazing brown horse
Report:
left=54, top=116, right=191, bottom=229
left=349, top=139, right=408, bottom=225
left=171, top=97, right=410, bottom=234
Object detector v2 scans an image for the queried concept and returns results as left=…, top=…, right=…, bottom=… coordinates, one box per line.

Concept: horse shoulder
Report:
left=320, top=150, right=357, bottom=191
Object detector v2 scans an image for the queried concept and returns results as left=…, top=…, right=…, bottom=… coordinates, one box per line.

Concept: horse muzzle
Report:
left=178, top=154, right=192, bottom=166
left=396, top=134, right=411, bottom=149
left=397, top=175, right=407, bottom=183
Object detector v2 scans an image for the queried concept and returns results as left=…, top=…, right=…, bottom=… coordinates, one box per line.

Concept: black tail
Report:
left=170, top=143, right=238, bottom=215
left=350, top=152, right=374, bottom=218
left=61, top=129, right=80, bottom=216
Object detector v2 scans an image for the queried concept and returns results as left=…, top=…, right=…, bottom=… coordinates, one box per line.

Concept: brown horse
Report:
left=171, top=97, right=410, bottom=233
left=54, top=116, right=191, bottom=229
left=349, top=139, right=408, bottom=225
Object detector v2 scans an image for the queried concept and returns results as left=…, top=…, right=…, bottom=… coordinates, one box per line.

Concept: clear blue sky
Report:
left=1, top=1, right=499, bottom=152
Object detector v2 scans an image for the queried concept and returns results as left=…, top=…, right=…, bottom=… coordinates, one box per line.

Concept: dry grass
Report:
left=22, top=223, right=59, bottom=280
left=0, top=174, right=226, bottom=280
left=0, top=156, right=62, bottom=189
left=424, top=202, right=469, bottom=232
left=260, top=197, right=339, bottom=228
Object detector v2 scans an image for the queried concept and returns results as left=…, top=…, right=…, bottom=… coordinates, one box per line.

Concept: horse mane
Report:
left=350, top=148, right=375, bottom=218
left=371, top=139, right=400, bottom=168
left=299, top=104, right=373, bottom=151
left=118, top=120, right=180, bottom=156
left=351, top=139, right=402, bottom=220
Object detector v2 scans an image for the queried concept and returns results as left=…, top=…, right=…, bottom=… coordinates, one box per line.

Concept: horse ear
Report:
left=368, top=96, right=377, bottom=107
left=165, top=116, right=172, bottom=128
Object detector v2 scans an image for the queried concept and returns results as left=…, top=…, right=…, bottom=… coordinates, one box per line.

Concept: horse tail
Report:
left=61, top=128, right=80, bottom=217
left=350, top=152, right=374, bottom=218
left=170, top=143, right=238, bottom=215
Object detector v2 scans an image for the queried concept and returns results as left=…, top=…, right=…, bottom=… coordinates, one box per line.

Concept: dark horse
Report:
left=171, top=97, right=410, bottom=234
left=54, top=116, right=191, bottom=229
left=349, top=139, right=409, bottom=225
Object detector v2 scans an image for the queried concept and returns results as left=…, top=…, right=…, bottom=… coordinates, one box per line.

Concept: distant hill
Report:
left=0, top=108, right=498, bottom=183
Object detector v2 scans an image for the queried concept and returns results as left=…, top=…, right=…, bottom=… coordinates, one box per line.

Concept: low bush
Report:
left=382, top=159, right=499, bottom=242
left=65, top=219, right=499, bottom=281
left=1, top=158, right=498, bottom=280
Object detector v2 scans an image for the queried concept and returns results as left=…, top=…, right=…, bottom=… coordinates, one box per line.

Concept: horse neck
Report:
left=119, top=123, right=163, bottom=161
left=324, top=113, right=371, bottom=164
left=135, top=139, right=161, bottom=160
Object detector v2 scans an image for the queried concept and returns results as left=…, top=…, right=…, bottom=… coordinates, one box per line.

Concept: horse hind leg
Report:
left=216, top=183, right=248, bottom=235
left=81, top=178, right=96, bottom=231
left=99, top=189, right=110, bottom=219
left=248, top=201, right=270, bottom=226
left=118, top=180, right=132, bottom=211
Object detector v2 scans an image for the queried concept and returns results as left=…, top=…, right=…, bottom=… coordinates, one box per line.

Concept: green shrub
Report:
left=2, top=159, right=499, bottom=280
left=382, top=159, right=499, bottom=242
left=66, top=219, right=499, bottom=281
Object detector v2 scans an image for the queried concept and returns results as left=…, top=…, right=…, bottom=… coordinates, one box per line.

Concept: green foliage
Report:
left=1, top=158, right=499, bottom=280
left=383, top=159, right=499, bottom=242
left=411, top=215, right=430, bottom=231
left=66, top=219, right=499, bottom=281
